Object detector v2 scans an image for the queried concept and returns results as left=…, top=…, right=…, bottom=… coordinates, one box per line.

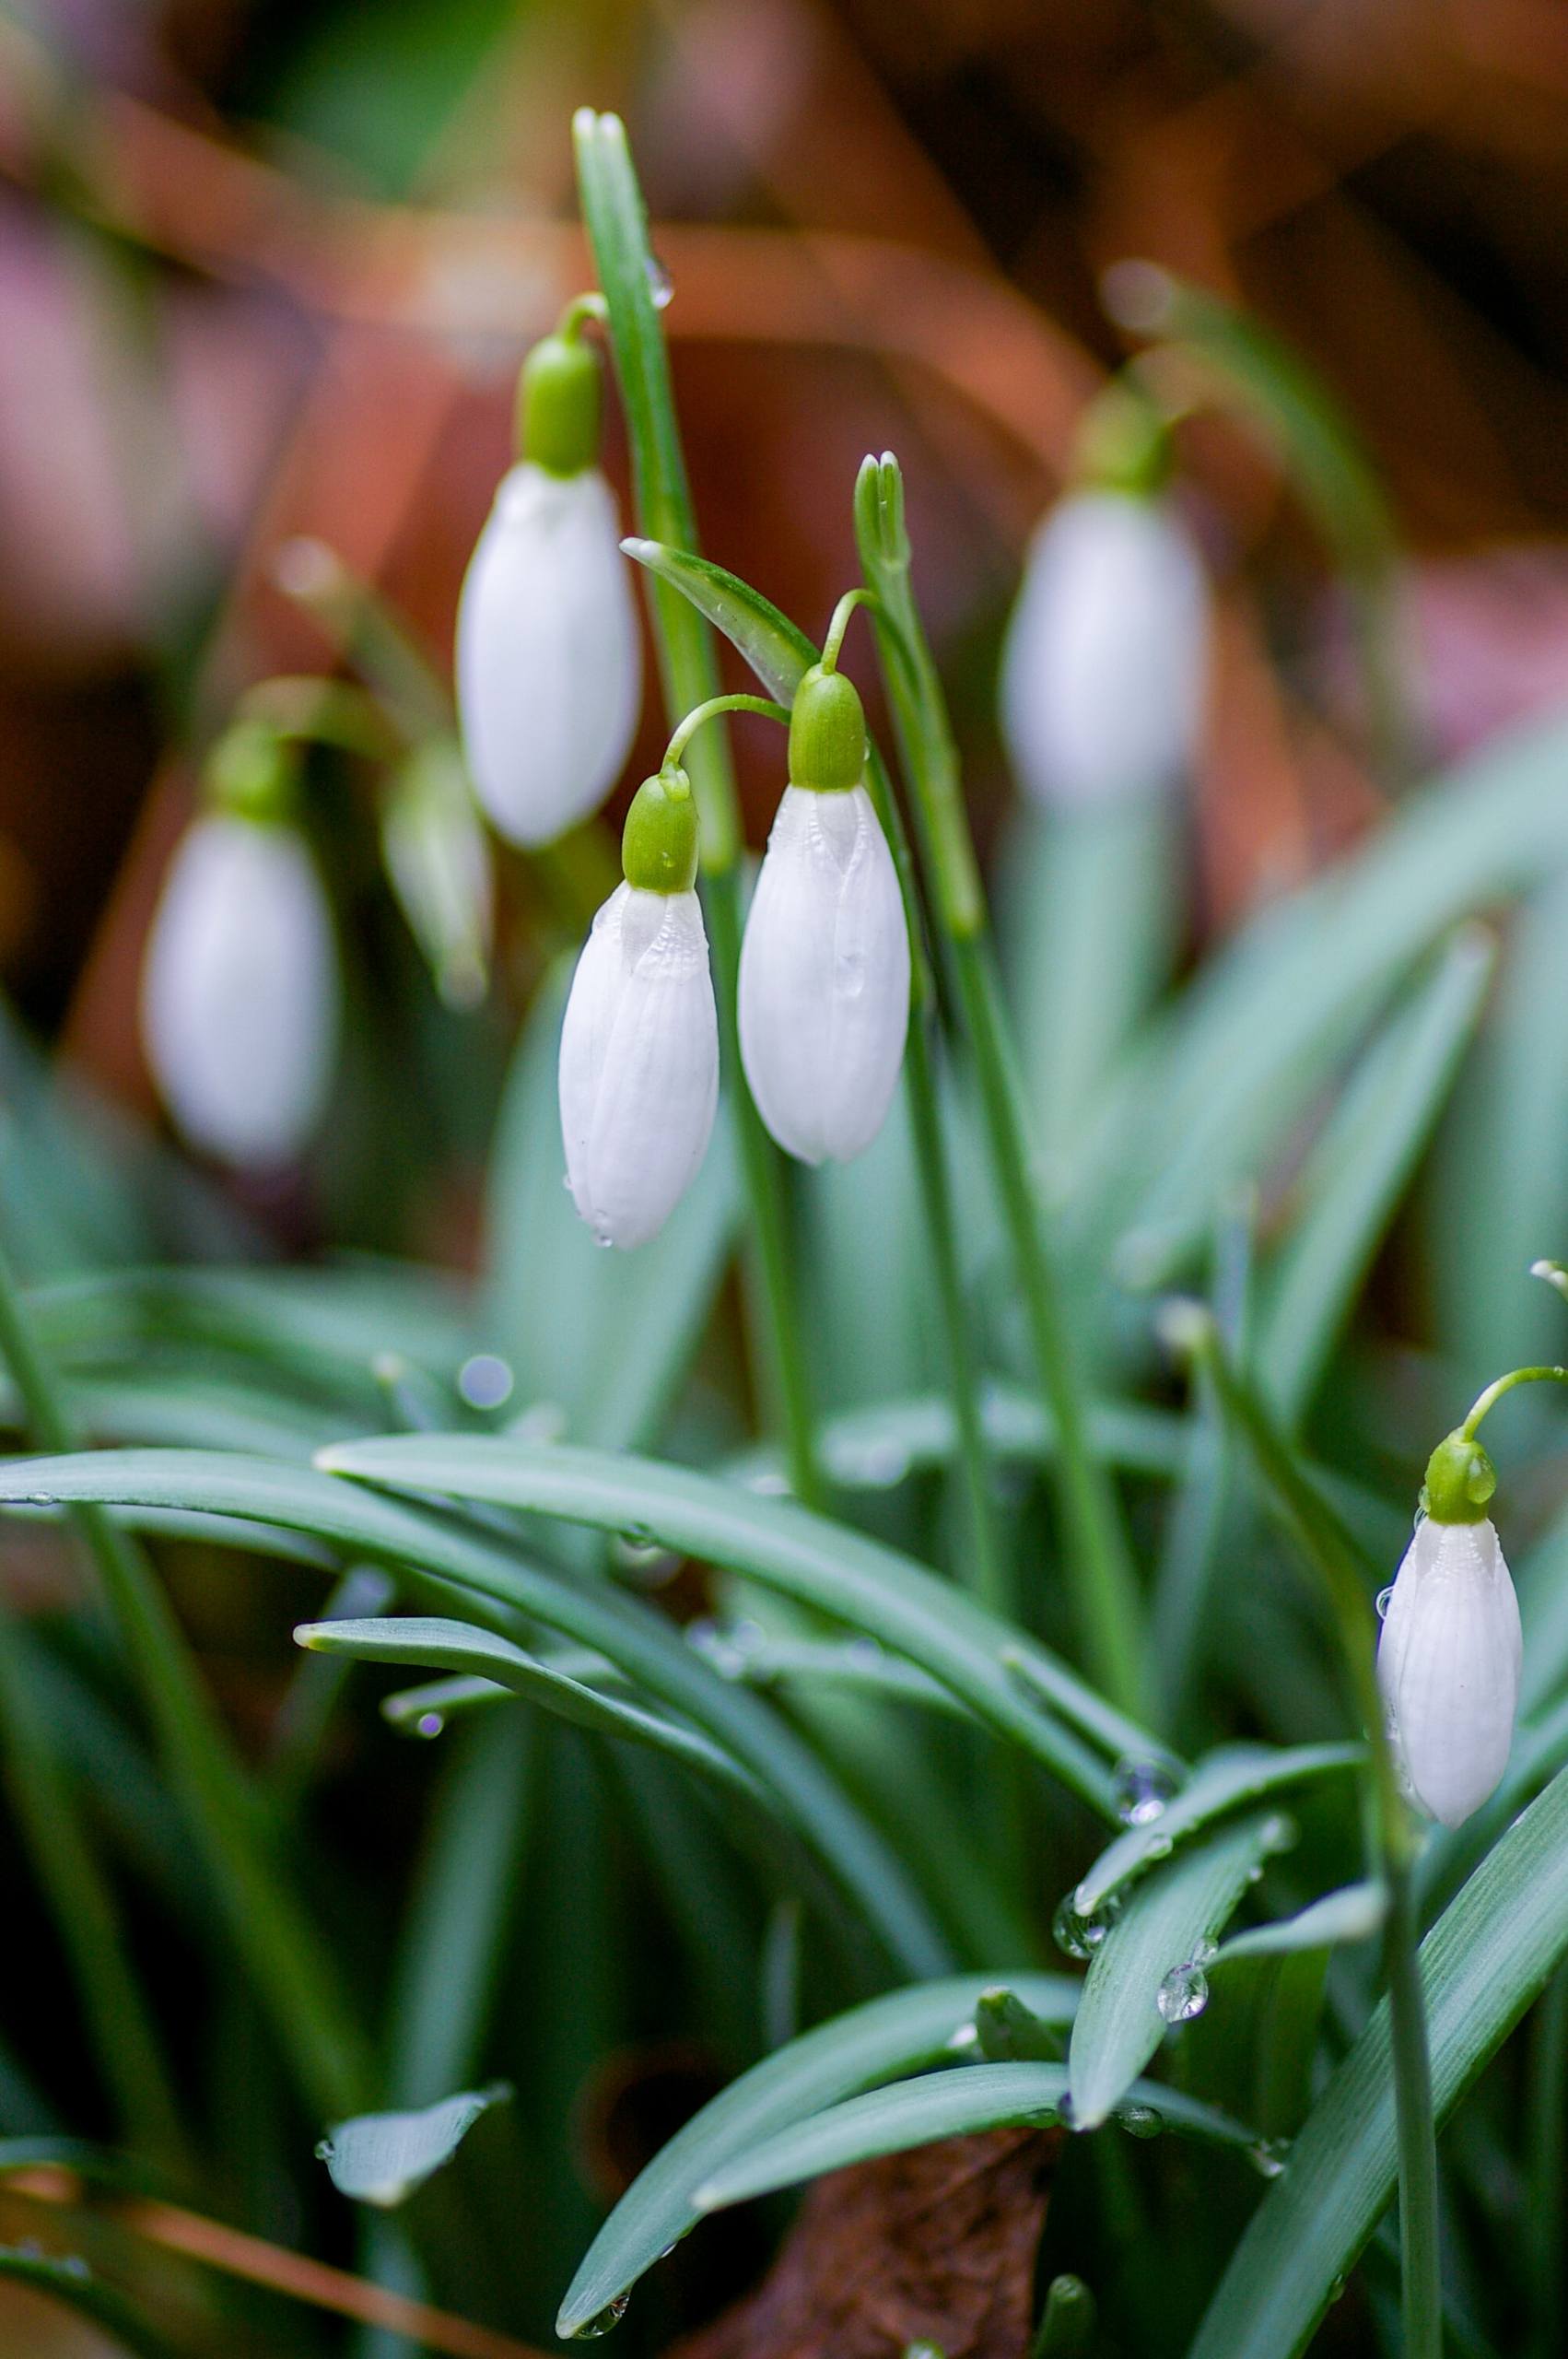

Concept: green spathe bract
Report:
left=621, top=769, right=699, bottom=893
left=788, top=663, right=865, bottom=792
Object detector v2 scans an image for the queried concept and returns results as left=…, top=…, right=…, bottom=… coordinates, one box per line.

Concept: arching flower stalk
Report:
left=457, top=299, right=642, bottom=848
left=738, top=649, right=910, bottom=1165
left=141, top=721, right=340, bottom=1168
left=558, top=769, right=719, bottom=1250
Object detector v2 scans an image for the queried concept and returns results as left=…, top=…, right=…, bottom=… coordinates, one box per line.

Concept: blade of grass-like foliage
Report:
left=314, top=1434, right=1155, bottom=1808
left=1083, top=713, right=1568, bottom=1267
left=296, top=1615, right=763, bottom=1799
left=318, top=2085, right=509, bottom=2207
left=0, top=1449, right=948, bottom=1977
left=1188, top=1757, right=1568, bottom=2359
left=1258, top=928, right=1492, bottom=1426
left=268, top=1567, right=398, bottom=1815
left=729, top=1386, right=1189, bottom=1488
left=1066, top=1742, right=1362, bottom=1919
left=695, top=2062, right=1258, bottom=2210
left=1068, top=1812, right=1280, bottom=2129
left=1000, top=802, right=1180, bottom=1162
left=481, top=962, right=737, bottom=1450
left=0, top=2248, right=172, bottom=2359
left=1212, top=1882, right=1387, bottom=1964
left=622, top=540, right=813, bottom=699
left=0, top=1367, right=341, bottom=1458
left=556, top=1972, right=1077, bottom=2336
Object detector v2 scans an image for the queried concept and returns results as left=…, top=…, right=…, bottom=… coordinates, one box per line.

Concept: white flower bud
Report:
left=738, top=782, right=909, bottom=1166
left=1376, top=1515, right=1522, bottom=1828
left=558, top=881, right=719, bottom=1249
left=456, top=464, right=641, bottom=848
left=141, top=814, right=339, bottom=1167
left=1000, top=488, right=1209, bottom=808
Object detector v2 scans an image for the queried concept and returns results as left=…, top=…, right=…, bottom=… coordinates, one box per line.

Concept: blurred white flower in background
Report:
left=141, top=804, right=339, bottom=1168
left=1000, top=487, right=1210, bottom=808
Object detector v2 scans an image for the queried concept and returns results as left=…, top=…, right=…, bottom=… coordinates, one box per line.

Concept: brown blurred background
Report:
left=5, top=0, right=1568, bottom=1158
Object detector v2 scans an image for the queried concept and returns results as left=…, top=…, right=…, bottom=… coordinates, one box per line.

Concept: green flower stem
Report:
left=574, top=108, right=819, bottom=1505
left=865, top=744, right=1008, bottom=1617
left=0, top=1622, right=185, bottom=2165
left=0, top=1239, right=374, bottom=2122
left=820, top=589, right=874, bottom=675
left=1458, top=1364, right=1568, bottom=1440
left=854, top=452, right=1142, bottom=1710
left=1166, top=1305, right=1437, bottom=2358
left=662, top=694, right=791, bottom=773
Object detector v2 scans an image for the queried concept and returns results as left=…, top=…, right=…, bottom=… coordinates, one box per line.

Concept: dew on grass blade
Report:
left=1156, top=1959, right=1210, bottom=2024
left=1247, top=2137, right=1290, bottom=2179
left=572, top=2294, right=631, bottom=2338
left=1117, top=2102, right=1164, bottom=2140
left=1053, top=1890, right=1122, bottom=1962
left=645, top=253, right=673, bottom=308
left=1376, top=1585, right=1396, bottom=1619
left=1113, top=1755, right=1180, bottom=1826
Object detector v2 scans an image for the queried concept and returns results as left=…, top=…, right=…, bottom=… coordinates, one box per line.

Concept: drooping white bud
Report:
left=558, top=881, right=719, bottom=1249
left=738, top=781, right=909, bottom=1166
left=141, top=813, right=339, bottom=1167
left=456, top=464, right=641, bottom=848
left=1000, top=489, right=1209, bottom=809
left=1376, top=1515, right=1521, bottom=1829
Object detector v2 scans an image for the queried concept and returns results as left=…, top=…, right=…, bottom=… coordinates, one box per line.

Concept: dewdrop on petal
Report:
left=456, top=314, right=641, bottom=848
left=1376, top=1431, right=1521, bottom=1829
left=738, top=664, right=909, bottom=1165
left=141, top=722, right=339, bottom=1168
left=1000, top=393, right=1209, bottom=809
left=558, top=769, right=719, bottom=1250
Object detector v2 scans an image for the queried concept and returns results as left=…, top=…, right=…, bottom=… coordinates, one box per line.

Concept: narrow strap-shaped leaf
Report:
left=622, top=540, right=813, bottom=701
left=694, top=2061, right=1258, bottom=2210
left=1188, top=1758, right=1568, bottom=2359
left=1071, top=1743, right=1362, bottom=1918
left=556, top=1972, right=1077, bottom=2337
left=1258, top=928, right=1493, bottom=1426
left=1068, top=1813, right=1279, bottom=2130
left=0, top=1449, right=948, bottom=1978
left=313, top=1433, right=1156, bottom=1808
left=296, top=1615, right=762, bottom=1800
left=1211, top=1882, right=1387, bottom=1966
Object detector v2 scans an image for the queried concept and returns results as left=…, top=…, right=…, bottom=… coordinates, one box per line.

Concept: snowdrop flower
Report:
left=456, top=319, right=641, bottom=848
left=141, top=724, right=339, bottom=1167
left=1377, top=1433, right=1520, bottom=1829
left=738, top=664, right=909, bottom=1165
left=1000, top=487, right=1209, bottom=809
left=558, top=769, right=718, bottom=1249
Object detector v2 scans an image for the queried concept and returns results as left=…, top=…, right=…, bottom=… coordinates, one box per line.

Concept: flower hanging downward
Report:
left=141, top=722, right=339, bottom=1168
left=559, top=769, right=719, bottom=1249
left=738, top=664, right=909, bottom=1165
left=456, top=311, right=641, bottom=847
left=1377, top=1431, right=1521, bottom=1829
left=1000, top=485, right=1209, bottom=811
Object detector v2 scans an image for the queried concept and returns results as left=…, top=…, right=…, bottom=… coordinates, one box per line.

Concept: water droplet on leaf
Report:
left=1156, top=1960, right=1210, bottom=2024
left=1052, top=1892, right=1120, bottom=1962
left=1113, top=1755, right=1180, bottom=1826
left=645, top=254, right=673, bottom=309
left=416, top=1712, right=445, bottom=1739
left=1376, top=1585, right=1396, bottom=1620
left=1118, top=2102, right=1164, bottom=2139
left=573, top=2294, right=631, bottom=2338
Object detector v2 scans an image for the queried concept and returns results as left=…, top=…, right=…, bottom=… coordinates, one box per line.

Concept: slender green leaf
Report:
left=694, top=2061, right=1258, bottom=2210
left=1069, top=1813, right=1278, bottom=2129
left=296, top=1614, right=762, bottom=1799
left=556, top=1972, right=1076, bottom=2336
left=1212, top=1883, right=1388, bottom=1966
left=1258, top=928, right=1492, bottom=1425
left=318, top=2083, right=509, bottom=2206
left=315, top=1433, right=1154, bottom=1809
left=1071, top=1743, right=1362, bottom=1918
left=0, top=2248, right=171, bottom=2359
left=1189, top=1758, right=1568, bottom=2359
left=0, top=1449, right=948, bottom=1977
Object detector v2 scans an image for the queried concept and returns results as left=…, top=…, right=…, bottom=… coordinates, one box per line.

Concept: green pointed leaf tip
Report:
left=620, top=541, right=814, bottom=703
left=316, top=2083, right=509, bottom=2207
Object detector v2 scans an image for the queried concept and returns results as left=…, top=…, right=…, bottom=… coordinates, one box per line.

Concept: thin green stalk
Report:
left=1527, top=1966, right=1568, bottom=2359
left=574, top=108, right=819, bottom=1505
left=0, top=1624, right=184, bottom=2165
left=0, top=1240, right=374, bottom=2121
left=1168, top=1306, right=1438, bottom=2355
left=854, top=452, right=1141, bottom=1708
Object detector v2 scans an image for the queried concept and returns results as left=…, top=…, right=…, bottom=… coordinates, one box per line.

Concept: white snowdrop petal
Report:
left=456, top=464, right=641, bottom=847
left=141, top=816, right=339, bottom=1167
left=558, top=886, right=719, bottom=1250
left=1376, top=1517, right=1521, bottom=1828
left=1000, top=489, right=1209, bottom=809
left=738, top=784, right=909, bottom=1165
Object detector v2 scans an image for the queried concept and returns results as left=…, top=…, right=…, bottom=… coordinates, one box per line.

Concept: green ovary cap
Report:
left=516, top=332, right=601, bottom=475
left=203, top=719, right=295, bottom=823
left=623, top=769, right=699, bottom=893
left=1422, top=1431, right=1497, bottom=1525
left=789, top=664, right=865, bottom=792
